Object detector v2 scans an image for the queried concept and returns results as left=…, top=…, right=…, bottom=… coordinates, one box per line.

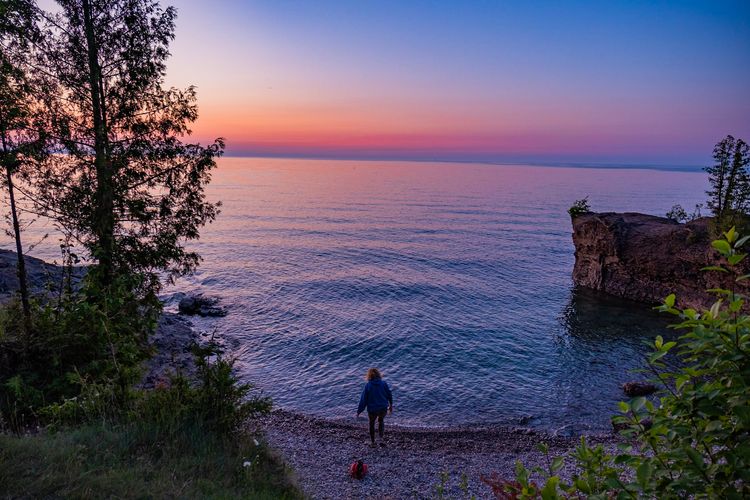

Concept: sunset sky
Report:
left=162, top=1, right=750, bottom=166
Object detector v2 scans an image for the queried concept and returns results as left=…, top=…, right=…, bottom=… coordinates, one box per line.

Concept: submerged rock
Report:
left=178, top=293, right=227, bottom=317
left=622, top=381, right=657, bottom=397
left=571, top=212, right=749, bottom=310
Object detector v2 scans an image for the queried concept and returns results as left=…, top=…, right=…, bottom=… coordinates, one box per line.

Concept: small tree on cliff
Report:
left=30, top=0, right=223, bottom=300
left=705, top=135, right=750, bottom=229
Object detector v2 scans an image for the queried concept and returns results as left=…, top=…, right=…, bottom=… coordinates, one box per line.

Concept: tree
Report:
left=0, top=0, right=45, bottom=336
left=30, top=0, right=223, bottom=299
left=705, top=135, right=750, bottom=228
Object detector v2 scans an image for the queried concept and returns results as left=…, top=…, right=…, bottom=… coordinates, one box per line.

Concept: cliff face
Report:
left=571, top=212, right=746, bottom=310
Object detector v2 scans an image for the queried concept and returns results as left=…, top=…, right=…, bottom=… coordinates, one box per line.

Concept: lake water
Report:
left=5, top=158, right=708, bottom=433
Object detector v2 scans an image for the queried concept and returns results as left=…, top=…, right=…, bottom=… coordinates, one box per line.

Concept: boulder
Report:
left=571, top=212, right=749, bottom=310
left=622, top=381, right=657, bottom=397
left=178, top=293, right=227, bottom=317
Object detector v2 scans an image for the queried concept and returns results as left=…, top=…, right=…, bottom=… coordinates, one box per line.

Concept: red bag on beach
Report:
left=349, top=460, right=368, bottom=480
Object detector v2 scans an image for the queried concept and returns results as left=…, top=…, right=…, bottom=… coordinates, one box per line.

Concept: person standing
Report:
left=356, top=368, right=393, bottom=447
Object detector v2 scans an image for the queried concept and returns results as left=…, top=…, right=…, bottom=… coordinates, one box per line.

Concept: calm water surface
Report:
left=11, top=158, right=708, bottom=433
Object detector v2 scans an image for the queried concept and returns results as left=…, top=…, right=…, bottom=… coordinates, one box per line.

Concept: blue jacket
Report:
left=357, top=378, right=393, bottom=414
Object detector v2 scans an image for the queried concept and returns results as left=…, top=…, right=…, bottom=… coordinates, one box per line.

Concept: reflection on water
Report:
left=2, top=158, right=705, bottom=432
left=550, top=288, right=676, bottom=434
left=561, top=287, right=674, bottom=344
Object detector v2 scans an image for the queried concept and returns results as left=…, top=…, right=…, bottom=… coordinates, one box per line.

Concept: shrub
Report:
left=665, top=204, right=688, bottom=223
left=666, top=203, right=705, bottom=223
left=568, top=198, right=591, bottom=218
left=488, top=227, right=750, bottom=499
left=0, top=274, right=155, bottom=432
left=131, top=340, right=272, bottom=436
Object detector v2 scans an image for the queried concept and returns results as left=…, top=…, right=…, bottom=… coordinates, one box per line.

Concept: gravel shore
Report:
left=260, top=409, right=618, bottom=499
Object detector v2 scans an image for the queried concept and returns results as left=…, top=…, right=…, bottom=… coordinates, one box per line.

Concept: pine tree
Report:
left=705, top=135, right=750, bottom=228
left=29, top=0, right=224, bottom=297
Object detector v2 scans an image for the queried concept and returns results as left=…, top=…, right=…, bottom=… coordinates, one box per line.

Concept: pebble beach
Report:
left=260, top=409, right=618, bottom=499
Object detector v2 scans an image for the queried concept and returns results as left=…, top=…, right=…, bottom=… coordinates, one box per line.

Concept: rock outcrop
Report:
left=0, top=249, right=84, bottom=303
left=177, top=293, right=227, bottom=317
left=571, top=212, right=748, bottom=310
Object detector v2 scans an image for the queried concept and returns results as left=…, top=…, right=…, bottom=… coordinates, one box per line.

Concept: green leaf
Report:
left=709, top=301, right=722, bottom=318
left=735, top=234, right=750, bottom=248
left=728, top=253, right=747, bottom=265
left=676, top=375, right=690, bottom=391
left=540, top=476, right=560, bottom=500
left=614, top=454, right=630, bottom=465
left=664, top=294, right=676, bottom=307
left=705, top=420, right=723, bottom=432
left=712, top=239, right=732, bottom=255
left=551, top=456, right=564, bottom=472
left=701, top=265, right=728, bottom=273
left=604, top=476, right=623, bottom=490
left=631, top=397, right=646, bottom=412
left=636, top=462, right=653, bottom=488
left=686, top=448, right=704, bottom=469
left=682, top=308, right=698, bottom=319
left=573, top=478, right=591, bottom=494
left=618, top=401, right=630, bottom=413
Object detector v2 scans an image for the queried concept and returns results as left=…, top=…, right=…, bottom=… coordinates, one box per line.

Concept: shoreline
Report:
left=3, top=249, right=624, bottom=498
left=258, top=408, right=619, bottom=499
left=131, top=302, right=626, bottom=499
left=140, top=302, right=623, bottom=498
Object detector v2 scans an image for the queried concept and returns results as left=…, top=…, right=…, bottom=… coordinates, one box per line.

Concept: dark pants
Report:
left=368, top=409, right=387, bottom=443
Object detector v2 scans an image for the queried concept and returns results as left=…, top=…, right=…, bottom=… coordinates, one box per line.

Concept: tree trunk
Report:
left=1, top=131, right=32, bottom=336
left=82, top=0, right=114, bottom=285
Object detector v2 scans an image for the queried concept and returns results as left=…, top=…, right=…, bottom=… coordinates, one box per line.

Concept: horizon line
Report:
left=219, top=152, right=706, bottom=173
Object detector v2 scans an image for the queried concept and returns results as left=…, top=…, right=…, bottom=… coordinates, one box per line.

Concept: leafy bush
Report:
left=568, top=198, right=591, bottom=218
left=131, top=341, right=271, bottom=436
left=665, top=204, right=689, bottom=223
left=33, top=337, right=271, bottom=438
left=488, top=228, right=750, bottom=499
left=0, top=274, right=155, bottom=432
left=666, top=203, right=704, bottom=223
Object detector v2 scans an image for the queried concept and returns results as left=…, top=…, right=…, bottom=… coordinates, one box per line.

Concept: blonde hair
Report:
left=366, top=367, right=382, bottom=381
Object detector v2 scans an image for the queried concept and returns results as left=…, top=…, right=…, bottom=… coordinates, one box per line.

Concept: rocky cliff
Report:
left=571, top=212, right=747, bottom=310
left=0, top=249, right=84, bottom=303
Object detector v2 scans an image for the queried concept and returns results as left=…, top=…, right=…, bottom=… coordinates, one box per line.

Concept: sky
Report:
left=161, top=0, right=750, bottom=166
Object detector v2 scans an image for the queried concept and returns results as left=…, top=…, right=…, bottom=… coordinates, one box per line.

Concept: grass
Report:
left=0, top=422, right=301, bottom=499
